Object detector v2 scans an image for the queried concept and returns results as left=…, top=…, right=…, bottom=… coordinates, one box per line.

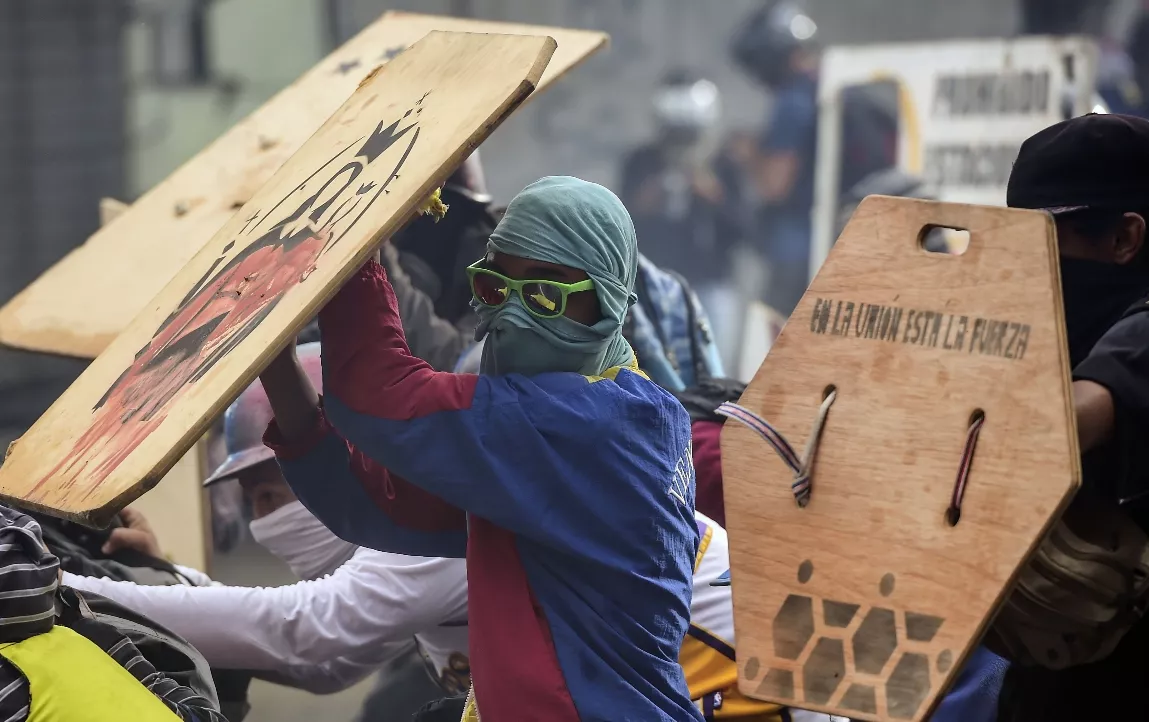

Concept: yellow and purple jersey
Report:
left=688, top=513, right=786, bottom=721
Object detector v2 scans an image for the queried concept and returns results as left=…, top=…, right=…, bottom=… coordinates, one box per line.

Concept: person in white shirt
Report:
left=64, top=344, right=470, bottom=700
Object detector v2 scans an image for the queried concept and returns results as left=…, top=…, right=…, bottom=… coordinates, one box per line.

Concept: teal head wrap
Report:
left=475, top=176, right=638, bottom=377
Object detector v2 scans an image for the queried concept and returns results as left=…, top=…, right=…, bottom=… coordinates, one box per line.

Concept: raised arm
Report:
left=310, top=259, right=694, bottom=553
left=260, top=318, right=466, bottom=558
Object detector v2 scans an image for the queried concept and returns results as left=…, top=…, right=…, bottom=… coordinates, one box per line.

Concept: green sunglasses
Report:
left=466, top=261, right=595, bottom=319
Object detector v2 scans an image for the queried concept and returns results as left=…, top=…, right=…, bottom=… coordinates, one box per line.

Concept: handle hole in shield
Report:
left=919, top=225, right=970, bottom=256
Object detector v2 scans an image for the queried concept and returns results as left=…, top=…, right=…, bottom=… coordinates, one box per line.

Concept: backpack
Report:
left=58, top=585, right=225, bottom=710
left=624, top=254, right=724, bottom=392
left=985, top=491, right=1149, bottom=669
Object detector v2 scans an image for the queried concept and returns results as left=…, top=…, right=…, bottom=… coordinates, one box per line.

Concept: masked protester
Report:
left=63, top=344, right=469, bottom=721
left=987, top=113, right=1149, bottom=721
left=77, top=350, right=832, bottom=721
left=259, top=176, right=702, bottom=721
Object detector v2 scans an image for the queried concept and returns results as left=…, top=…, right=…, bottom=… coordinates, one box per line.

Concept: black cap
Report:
left=1007, top=113, right=1149, bottom=214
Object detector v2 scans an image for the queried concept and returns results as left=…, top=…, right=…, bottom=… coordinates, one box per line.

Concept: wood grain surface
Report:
left=722, top=196, right=1080, bottom=721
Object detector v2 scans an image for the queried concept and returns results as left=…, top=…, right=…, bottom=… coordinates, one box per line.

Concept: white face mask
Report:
left=248, top=501, right=357, bottom=580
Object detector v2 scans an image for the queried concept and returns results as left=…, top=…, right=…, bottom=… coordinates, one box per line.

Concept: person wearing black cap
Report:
left=996, top=112, right=1149, bottom=720
left=1008, top=112, right=1149, bottom=368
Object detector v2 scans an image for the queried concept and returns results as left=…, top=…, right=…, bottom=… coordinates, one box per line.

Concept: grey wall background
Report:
left=0, top=0, right=128, bottom=449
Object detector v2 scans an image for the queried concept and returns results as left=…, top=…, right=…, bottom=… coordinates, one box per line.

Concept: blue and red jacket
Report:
left=265, top=260, right=703, bottom=721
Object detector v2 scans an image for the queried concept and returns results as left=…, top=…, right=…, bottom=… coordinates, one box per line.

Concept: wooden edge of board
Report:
left=197, top=439, right=212, bottom=573
left=927, top=206, right=1081, bottom=706
left=381, top=9, right=611, bottom=50
left=19, top=32, right=557, bottom=527
left=522, top=34, right=557, bottom=88
left=100, top=198, right=131, bottom=228
left=0, top=238, right=115, bottom=358
left=0, top=470, right=161, bottom=530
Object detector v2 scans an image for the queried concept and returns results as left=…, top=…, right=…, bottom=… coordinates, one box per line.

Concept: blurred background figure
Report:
left=730, top=0, right=821, bottom=318
left=619, top=69, right=748, bottom=366
left=1015, top=0, right=1149, bottom=118
left=731, top=0, right=897, bottom=316
left=1118, top=13, right=1149, bottom=117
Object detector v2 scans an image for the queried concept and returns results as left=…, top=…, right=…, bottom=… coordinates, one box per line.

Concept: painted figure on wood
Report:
left=30, top=101, right=426, bottom=503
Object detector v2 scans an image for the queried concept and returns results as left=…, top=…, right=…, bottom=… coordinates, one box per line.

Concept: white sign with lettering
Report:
left=810, top=36, right=1097, bottom=275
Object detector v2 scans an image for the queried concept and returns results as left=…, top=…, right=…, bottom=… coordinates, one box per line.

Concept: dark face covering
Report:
left=1060, top=256, right=1149, bottom=367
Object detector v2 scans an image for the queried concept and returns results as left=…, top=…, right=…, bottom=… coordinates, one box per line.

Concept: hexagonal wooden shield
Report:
left=722, top=196, right=1080, bottom=721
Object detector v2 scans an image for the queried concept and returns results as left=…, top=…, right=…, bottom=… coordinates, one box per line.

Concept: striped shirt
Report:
left=0, top=508, right=224, bottom=722
left=0, top=588, right=226, bottom=722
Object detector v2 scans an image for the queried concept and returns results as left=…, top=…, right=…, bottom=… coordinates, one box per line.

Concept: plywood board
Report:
left=722, top=196, right=1080, bottom=721
left=0, top=30, right=556, bottom=527
left=96, top=198, right=212, bottom=572
left=0, top=12, right=605, bottom=358
left=99, top=197, right=130, bottom=227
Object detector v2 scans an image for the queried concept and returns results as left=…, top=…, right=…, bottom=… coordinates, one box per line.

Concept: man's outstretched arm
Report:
left=1073, top=379, right=1115, bottom=453
left=1072, top=308, right=1149, bottom=454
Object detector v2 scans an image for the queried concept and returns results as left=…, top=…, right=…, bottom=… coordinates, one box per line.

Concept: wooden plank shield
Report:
left=0, top=12, right=605, bottom=358
left=722, top=196, right=1080, bottom=721
left=0, top=31, right=556, bottom=527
